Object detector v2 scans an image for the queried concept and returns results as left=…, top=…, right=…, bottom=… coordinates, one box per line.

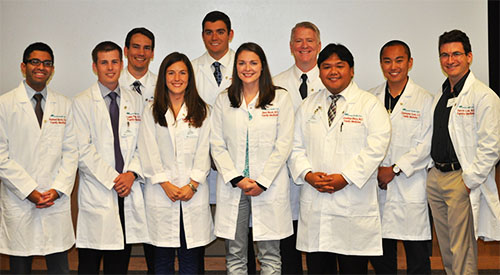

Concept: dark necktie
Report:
left=108, top=92, right=124, bottom=173
left=132, top=81, right=142, bottom=95
left=299, top=74, right=308, bottom=99
left=328, top=94, right=341, bottom=127
left=33, top=93, right=43, bottom=128
left=213, top=62, right=222, bottom=86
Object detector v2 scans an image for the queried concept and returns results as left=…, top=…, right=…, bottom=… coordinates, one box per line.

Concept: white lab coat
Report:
left=432, top=72, right=500, bottom=241
left=0, top=82, right=78, bottom=256
left=73, top=82, right=149, bottom=250
left=138, top=103, right=215, bottom=249
left=120, top=69, right=157, bottom=104
left=274, top=65, right=325, bottom=221
left=370, top=78, right=433, bottom=241
left=211, top=89, right=294, bottom=241
left=288, top=82, right=391, bottom=255
left=192, top=50, right=235, bottom=204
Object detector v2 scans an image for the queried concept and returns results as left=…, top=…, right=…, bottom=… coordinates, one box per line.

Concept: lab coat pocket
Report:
left=259, top=109, right=279, bottom=148
left=393, top=118, right=420, bottom=147
left=183, top=127, right=200, bottom=155
left=45, top=123, right=65, bottom=156
left=336, top=119, right=366, bottom=154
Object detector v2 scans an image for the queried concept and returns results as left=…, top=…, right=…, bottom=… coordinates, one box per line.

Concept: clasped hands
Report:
left=27, top=189, right=59, bottom=208
left=160, top=180, right=199, bottom=202
left=113, top=171, right=136, bottom=198
left=236, top=177, right=263, bottom=197
left=305, top=172, right=348, bottom=193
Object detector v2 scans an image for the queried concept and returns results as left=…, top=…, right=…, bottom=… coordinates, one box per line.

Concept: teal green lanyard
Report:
left=243, top=111, right=253, bottom=178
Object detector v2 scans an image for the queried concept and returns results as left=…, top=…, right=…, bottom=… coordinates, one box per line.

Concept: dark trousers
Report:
left=78, top=245, right=132, bottom=274
left=306, top=252, right=337, bottom=274
left=337, top=254, right=368, bottom=274
left=78, top=196, right=131, bottom=274
left=155, top=209, right=202, bottom=274
left=369, top=238, right=431, bottom=274
left=9, top=251, right=69, bottom=274
left=143, top=243, right=155, bottom=274
left=280, top=220, right=303, bottom=274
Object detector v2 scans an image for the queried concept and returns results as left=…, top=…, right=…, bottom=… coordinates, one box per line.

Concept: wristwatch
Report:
left=392, top=164, right=401, bottom=176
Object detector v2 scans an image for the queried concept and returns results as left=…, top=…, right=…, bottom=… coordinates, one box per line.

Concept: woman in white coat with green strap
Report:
left=210, top=42, right=294, bottom=275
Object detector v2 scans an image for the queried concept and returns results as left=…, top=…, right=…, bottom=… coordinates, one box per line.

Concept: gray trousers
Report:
left=427, top=168, right=477, bottom=275
left=225, top=191, right=281, bottom=275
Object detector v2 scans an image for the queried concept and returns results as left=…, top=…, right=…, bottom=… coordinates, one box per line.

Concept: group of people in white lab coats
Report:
left=1, top=10, right=499, bottom=275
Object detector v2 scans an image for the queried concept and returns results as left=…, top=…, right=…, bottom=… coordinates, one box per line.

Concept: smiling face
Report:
left=380, top=45, right=413, bottom=86
left=21, top=50, right=54, bottom=91
left=290, top=27, right=321, bottom=71
left=319, top=53, right=354, bottom=95
left=236, top=50, right=262, bottom=87
left=439, top=42, right=472, bottom=85
left=202, top=20, right=233, bottom=60
left=165, top=61, right=189, bottom=97
left=124, top=33, right=154, bottom=74
left=93, top=50, right=123, bottom=91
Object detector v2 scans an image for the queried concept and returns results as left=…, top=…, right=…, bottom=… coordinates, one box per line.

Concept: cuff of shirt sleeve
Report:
left=341, top=172, right=354, bottom=186
left=256, top=182, right=267, bottom=191
left=395, top=159, right=414, bottom=178
left=18, top=181, right=38, bottom=200
left=52, top=181, right=71, bottom=197
left=300, top=169, right=312, bottom=184
left=462, top=169, right=481, bottom=190
left=190, top=169, right=207, bottom=184
left=230, top=176, right=244, bottom=188
left=151, top=173, right=169, bottom=185
left=256, top=175, right=272, bottom=189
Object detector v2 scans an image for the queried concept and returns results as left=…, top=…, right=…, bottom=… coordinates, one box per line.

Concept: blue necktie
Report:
left=109, top=92, right=124, bottom=173
left=213, top=62, right=222, bottom=86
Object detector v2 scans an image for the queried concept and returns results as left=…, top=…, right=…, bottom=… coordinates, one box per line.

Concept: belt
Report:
left=435, top=161, right=461, bottom=172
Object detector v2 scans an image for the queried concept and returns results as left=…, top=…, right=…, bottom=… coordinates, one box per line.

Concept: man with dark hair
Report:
left=273, top=21, right=324, bottom=275
left=289, top=43, right=391, bottom=274
left=73, top=41, right=148, bottom=274
left=121, top=27, right=157, bottom=104
left=192, top=10, right=248, bottom=273
left=368, top=40, right=433, bottom=274
left=428, top=29, right=500, bottom=274
left=0, top=42, right=78, bottom=274
left=120, top=27, right=157, bottom=274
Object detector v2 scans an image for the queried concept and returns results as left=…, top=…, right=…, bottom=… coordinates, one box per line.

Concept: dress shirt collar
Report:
left=292, top=64, right=319, bottom=83
left=98, top=81, right=121, bottom=99
left=123, top=68, right=151, bottom=88
left=23, top=80, right=47, bottom=100
left=208, top=49, right=232, bottom=69
left=442, top=70, right=470, bottom=97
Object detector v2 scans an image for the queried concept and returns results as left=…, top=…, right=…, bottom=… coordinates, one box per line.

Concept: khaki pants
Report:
left=426, top=167, right=477, bottom=275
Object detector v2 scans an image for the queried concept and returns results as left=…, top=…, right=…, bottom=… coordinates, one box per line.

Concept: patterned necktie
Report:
left=132, top=81, right=142, bottom=95
left=328, top=94, right=341, bottom=127
left=108, top=92, right=124, bottom=173
left=213, top=62, right=222, bottom=86
left=33, top=93, right=43, bottom=128
left=299, top=74, right=308, bottom=99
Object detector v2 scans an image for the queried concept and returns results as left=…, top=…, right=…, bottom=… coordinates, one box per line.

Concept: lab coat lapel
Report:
left=90, top=83, right=113, bottom=138
left=14, top=83, right=42, bottom=137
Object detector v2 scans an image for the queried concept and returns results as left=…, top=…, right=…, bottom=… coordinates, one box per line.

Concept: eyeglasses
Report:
left=439, top=52, right=465, bottom=60
left=25, top=59, right=53, bottom=67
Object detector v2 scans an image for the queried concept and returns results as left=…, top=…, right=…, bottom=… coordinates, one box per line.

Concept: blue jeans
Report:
left=154, top=206, right=202, bottom=274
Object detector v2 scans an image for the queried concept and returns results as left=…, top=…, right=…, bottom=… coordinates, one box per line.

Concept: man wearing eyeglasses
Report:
left=0, top=42, right=78, bottom=274
left=428, top=29, right=500, bottom=274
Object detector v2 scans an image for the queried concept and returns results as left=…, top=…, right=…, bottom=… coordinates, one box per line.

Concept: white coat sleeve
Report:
left=395, top=95, right=434, bottom=177
left=287, top=103, right=312, bottom=185
left=0, top=104, right=37, bottom=199
left=51, top=107, right=78, bottom=196
left=462, top=92, right=500, bottom=190
left=210, top=95, right=240, bottom=184
left=72, top=97, right=119, bottom=190
left=190, top=109, right=211, bottom=184
left=342, top=99, right=391, bottom=189
left=137, top=104, right=170, bottom=184
left=256, top=93, right=294, bottom=188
